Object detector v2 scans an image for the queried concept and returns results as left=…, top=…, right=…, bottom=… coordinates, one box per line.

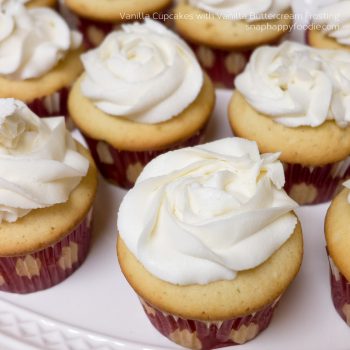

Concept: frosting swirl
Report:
left=188, top=0, right=291, bottom=21
left=0, top=99, right=89, bottom=224
left=235, top=41, right=350, bottom=128
left=0, top=1, right=81, bottom=80
left=313, top=1, right=350, bottom=46
left=118, top=138, right=298, bottom=285
left=81, top=20, right=203, bottom=124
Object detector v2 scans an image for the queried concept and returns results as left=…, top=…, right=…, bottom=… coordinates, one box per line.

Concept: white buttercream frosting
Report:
left=235, top=41, right=350, bottom=128
left=188, top=0, right=291, bottom=21
left=118, top=138, right=298, bottom=285
left=81, top=19, right=203, bottom=124
left=313, top=1, right=350, bottom=46
left=0, top=1, right=82, bottom=80
left=0, top=99, right=89, bottom=224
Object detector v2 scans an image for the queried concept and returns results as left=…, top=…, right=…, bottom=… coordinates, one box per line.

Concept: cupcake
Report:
left=61, top=0, right=173, bottom=48
left=0, top=98, right=98, bottom=294
left=117, top=138, right=303, bottom=350
left=308, top=1, right=350, bottom=51
left=69, top=20, right=215, bottom=189
left=173, top=0, right=293, bottom=88
left=229, top=41, right=350, bottom=205
left=325, top=180, right=350, bottom=326
left=0, top=2, right=83, bottom=118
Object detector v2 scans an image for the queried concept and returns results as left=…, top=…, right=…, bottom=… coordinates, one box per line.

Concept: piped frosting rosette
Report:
left=236, top=41, right=350, bottom=128
left=118, top=138, right=298, bottom=286
left=81, top=19, right=203, bottom=124
left=0, top=98, right=89, bottom=223
left=0, top=1, right=81, bottom=80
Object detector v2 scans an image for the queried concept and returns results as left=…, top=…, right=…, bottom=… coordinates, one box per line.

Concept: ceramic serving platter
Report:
left=1, top=1, right=349, bottom=349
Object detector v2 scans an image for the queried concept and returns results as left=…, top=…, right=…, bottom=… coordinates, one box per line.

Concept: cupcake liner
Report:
left=283, top=157, right=350, bottom=205
left=190, top=43, right=252, bottom=89
left=60, top=4, right=175, bottom=49
left=27, top=86, right=69, bottom=119
left=0, top=209, right=93, bottom=294
left=328, top=255, right=350, bottom=326
left=140, top=297, right=281, bottom=350
left=83, top=125, right=207, bottom=189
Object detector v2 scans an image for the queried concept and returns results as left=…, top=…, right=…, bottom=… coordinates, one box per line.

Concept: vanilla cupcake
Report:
left=69, top=20, right=215, bottom=189
left=117, top=138, right=303, bottom=350
left=173, top=0, right=293, bottom=88
left=308, top=1, right=350, bottom=51
left=229, top=41, right=350, bottom=205
left=0, top=2, right=83, bottom=118
left=61, top=0, right=173, bottom=49
left=325, top=180, right=350, bottom=326
left=0, top=98, right=97, bottom=294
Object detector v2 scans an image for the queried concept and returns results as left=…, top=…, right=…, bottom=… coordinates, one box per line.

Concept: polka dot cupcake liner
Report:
left=59, top=4, right=175, bottom=49
left=83, top=125, right=207, bottom=189
left=190, top=44, right=252, bottom=89
left=329, top=256, right=350, bottom=327
left=27, top=86, right=69, bottom=119
left=283, top=158, right=350, bottom=205
left=139, top=297, right=281, bottom=350
left=0, top=209, right=93, bottom=294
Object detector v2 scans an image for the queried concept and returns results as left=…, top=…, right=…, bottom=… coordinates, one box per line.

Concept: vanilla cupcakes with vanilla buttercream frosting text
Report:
left=173, top=0, right=293, bottom=88
left=0, top=98, right=97, bottom=294
left=117, top=137, right=303, bottom=350
left=229, top=41, right=350, bottom=205
left=69, top=20, right=215, bottom=189
left=0, top=1, right=83, bottom=118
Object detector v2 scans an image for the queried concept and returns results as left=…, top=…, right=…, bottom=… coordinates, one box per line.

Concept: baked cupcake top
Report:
left=174, top=0, right=292, bottom=50
left=80, top=20, right=203, bottom=124
left=118, top=138, right=298, bottom=286
left=64, top=0, right=172, bottom=23
left=188, top=0, right=291, bottom=21
left=313, top=1, right=350, bottom=46
left=0, top=98, right=89, bottom=224
left=0, top=1, right=81, bottom=80
left=235, top=41, right=350, bottom=128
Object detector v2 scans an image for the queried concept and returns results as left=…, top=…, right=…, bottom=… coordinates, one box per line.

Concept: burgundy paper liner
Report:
left=328, top=255, right=350, bottom=327
left=189, top=43, right=252, bottom=89
left=83, top=125, right=207, bottom=189
left=283, top=158, right=350, bottom=205
left=140, top=297, right=280, bottom=350
left=0, top=209, right=93, bottom=294
left=27, top=87, right=69, bottom=119
left=60, top=4, right=175, bottom=50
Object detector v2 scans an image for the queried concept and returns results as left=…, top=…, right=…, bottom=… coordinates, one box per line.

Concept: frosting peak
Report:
left=0, top=99, right=89, bottom=223
left=188, top=0, right=291, bottom=21
left=0, top=2, right=81, bottom=80
left=81, top=19, right=203, bottom=124
left=235, top=41, right=350, bottom=128
left=118, top=138, right=298, bottom=285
